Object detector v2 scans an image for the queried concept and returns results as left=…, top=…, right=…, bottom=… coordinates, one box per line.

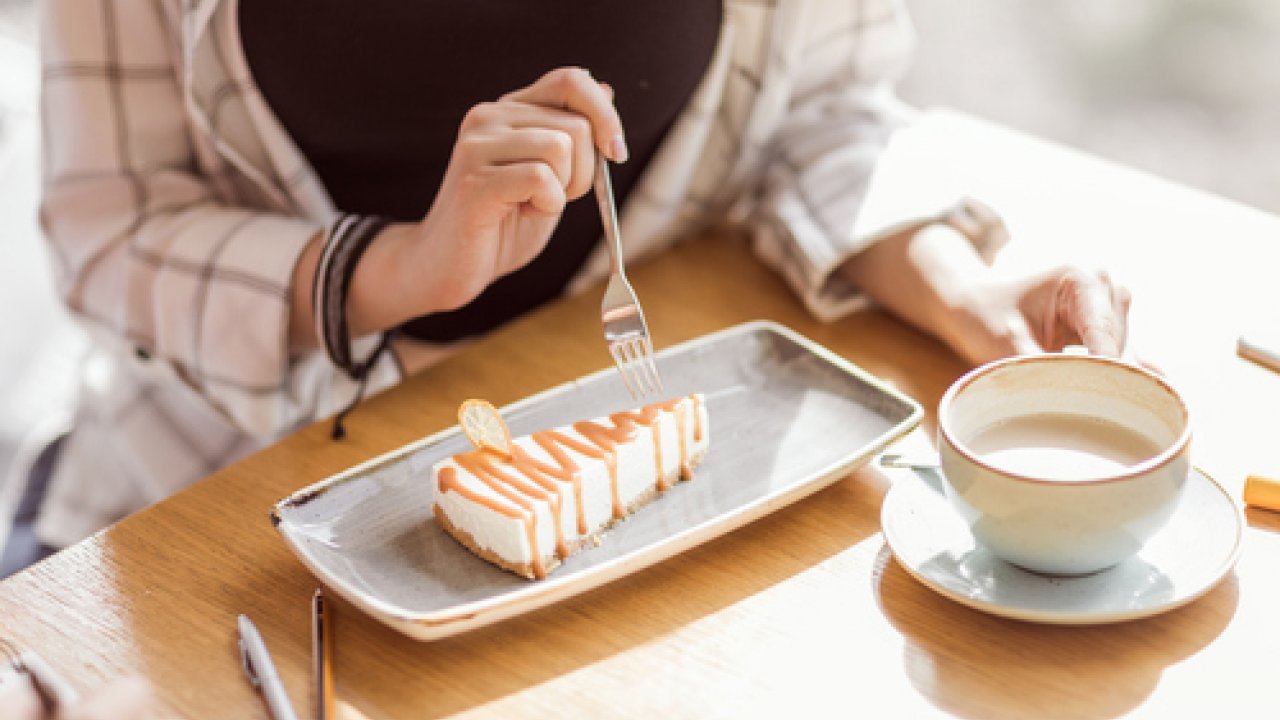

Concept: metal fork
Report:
left=594, top=153, right=664, bottom=400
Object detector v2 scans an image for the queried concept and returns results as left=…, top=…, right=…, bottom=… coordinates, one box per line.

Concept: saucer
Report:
left=880, top=466, right=1242, bottom=624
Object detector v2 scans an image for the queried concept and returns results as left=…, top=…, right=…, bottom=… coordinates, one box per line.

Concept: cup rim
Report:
left=938, top=353, right=1192, bottom=486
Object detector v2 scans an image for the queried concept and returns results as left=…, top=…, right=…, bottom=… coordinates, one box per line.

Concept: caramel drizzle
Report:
left=571, top=419, right=633, bottom=518
left=438, top=465, right=547, bottom=579
left=599, top=404, right=669, bottom=492
left=654, top=421, right=666, bottom=489
left=691, top=393, right=704, bottom=443
left=674, top=404, right=690, bottom=480
left=681, top=393, right=703, bottom=479
left=455, top=451, right=556, bottom=578
left=439, top=395, right=701, bottom=578
left=529, top=430, right=601, bottom=535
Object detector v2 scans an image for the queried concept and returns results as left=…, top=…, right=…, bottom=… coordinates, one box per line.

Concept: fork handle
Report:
left=594, top=154, right=626, bottom=277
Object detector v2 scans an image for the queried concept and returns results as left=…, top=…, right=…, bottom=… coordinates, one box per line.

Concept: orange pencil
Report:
left=1243, top=474, right=1280, bottom=512
left=313, top=589, right=335, bottom=720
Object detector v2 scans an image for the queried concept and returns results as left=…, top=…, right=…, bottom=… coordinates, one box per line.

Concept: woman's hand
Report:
left=385, top=68, right=625, bottom=315
left=939, top=264, right=1131, bottom=366
left=291, top=67, right=626, bottom=349
left=841, top=221, right=1131, bottom=367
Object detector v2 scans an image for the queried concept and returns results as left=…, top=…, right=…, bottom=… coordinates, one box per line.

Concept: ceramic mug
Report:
left=936, top=354, right=1191, bottom=575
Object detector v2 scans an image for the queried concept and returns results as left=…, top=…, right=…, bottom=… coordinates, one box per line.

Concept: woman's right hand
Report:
left=394, top=67, right=627, bottom=316
left=293, top=67, right=627, bottom=350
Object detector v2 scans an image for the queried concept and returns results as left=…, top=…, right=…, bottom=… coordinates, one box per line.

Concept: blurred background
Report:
left=0, top=0, right=1278, bottom=485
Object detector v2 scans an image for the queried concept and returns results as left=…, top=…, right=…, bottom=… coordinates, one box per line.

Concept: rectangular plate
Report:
left=272, top=321, right=922, bottom=640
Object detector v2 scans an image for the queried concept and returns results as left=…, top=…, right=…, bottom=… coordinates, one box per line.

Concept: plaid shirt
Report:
left=36, top=0, right=967, bottom=546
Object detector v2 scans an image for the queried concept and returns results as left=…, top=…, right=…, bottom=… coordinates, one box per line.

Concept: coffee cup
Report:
left=936, top=353, right=1191, bottom=575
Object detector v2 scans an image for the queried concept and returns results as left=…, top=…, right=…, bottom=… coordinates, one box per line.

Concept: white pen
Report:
left=237, top=614, right=300, bottom=720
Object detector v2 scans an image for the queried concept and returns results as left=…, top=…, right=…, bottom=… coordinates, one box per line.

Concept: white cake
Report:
left=433, top=394, right=710, bottom=579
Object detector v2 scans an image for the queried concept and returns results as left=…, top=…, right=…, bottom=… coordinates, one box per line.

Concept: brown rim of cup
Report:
left=937, top=353, right=1192, bottom=486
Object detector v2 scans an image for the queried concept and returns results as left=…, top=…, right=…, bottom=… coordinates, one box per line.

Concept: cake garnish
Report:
left=458, top=398, right=513, bottom=460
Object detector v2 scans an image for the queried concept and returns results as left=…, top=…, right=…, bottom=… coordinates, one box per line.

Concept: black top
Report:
left=240, top=1, right=722, bottom=343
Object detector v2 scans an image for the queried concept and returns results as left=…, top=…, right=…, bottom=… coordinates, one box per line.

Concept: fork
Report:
left=594, top=153, right=664, bottom=400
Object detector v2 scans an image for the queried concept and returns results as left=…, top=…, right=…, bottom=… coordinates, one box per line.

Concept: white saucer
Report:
left=880, top=466, right=1242, bottom=624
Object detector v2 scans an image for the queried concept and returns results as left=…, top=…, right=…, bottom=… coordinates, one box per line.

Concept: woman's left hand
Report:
left=941, top=265, right=1132, bottom=366
left=840, top=221, right=1132, bottom=367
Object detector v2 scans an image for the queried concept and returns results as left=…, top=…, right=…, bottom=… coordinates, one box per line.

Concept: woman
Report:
left=11, top=0, right=1128, bottom=574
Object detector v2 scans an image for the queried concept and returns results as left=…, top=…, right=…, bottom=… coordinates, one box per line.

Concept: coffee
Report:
left=967, top=412, right=1162, bottom=481
left=939, top=354, right=1190, bottom=574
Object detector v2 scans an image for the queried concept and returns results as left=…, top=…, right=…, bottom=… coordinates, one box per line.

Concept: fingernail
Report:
left=610, top=133, right=629, bottom=163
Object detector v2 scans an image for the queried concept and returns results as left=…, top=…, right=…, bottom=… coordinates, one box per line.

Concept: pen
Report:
left=312, top=589, right=335, bottom=720
left=1238, top=335, right=1280, bottom=375
left=237, top=614, right=300, bottom=720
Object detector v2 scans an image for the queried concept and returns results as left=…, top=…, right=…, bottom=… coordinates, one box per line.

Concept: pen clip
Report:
left=239, top=638, right=262, bottom=689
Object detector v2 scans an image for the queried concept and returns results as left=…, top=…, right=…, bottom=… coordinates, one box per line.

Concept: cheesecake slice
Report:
left=433, top=394, right=709, bottom=579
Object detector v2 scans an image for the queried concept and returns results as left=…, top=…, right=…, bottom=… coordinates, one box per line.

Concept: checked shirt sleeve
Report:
left=746, top=0, right=954, bottom=322
left=39, top=0, right=323, bottom=436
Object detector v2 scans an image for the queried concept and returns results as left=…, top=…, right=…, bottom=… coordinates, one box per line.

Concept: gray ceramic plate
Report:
left=272, top=321, right=922, bottom=640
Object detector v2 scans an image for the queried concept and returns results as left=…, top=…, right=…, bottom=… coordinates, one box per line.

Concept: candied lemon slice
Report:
left=458, top=399, right=512, bottom=459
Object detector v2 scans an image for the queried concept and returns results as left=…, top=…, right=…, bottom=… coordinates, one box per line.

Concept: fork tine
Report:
left=630, top=340, right=656, bottom=399
left=616, top=338, right=645, bottom=394
left=629, top=337, right=658, bottom=398
left=639, top=336, right=663, bottom=395
left=610, top=343, right=640, bottom=400
left=614, top=344, right=641, bottom=400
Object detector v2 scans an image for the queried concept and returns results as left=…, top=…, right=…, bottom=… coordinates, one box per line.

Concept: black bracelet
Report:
left=313, top=214, right=354, bottom=370
left=331, top=214, right=390, bottom=373
left=311, top=213, right=395, bottom=440
left=312, top=213, right=391, bottom=377
left=330, top=327, right=400, bottom=440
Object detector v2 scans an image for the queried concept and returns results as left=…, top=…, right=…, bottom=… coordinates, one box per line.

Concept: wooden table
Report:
left=3, top=113, right=1280, bottom=719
